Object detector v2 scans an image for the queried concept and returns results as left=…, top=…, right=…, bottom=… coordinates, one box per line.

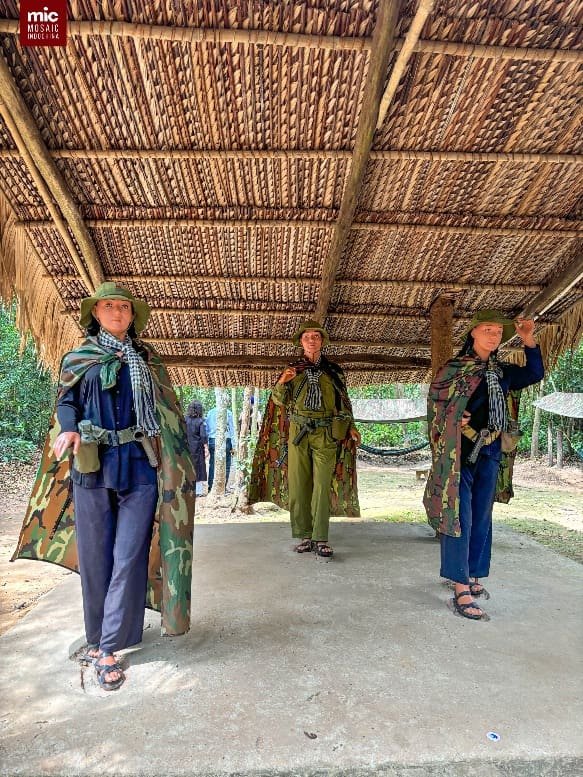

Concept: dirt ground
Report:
left=1, top=454, right=581, bottom=637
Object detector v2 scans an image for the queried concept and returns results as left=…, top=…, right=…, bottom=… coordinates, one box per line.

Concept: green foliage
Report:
left=0, top=303, right=56, bottom=461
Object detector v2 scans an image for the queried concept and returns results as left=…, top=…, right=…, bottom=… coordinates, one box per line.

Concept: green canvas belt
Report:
left=289, top=413, right=333, bottom=427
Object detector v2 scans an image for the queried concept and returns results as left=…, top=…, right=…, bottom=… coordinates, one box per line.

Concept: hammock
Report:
left=359, top=440, right=429, bottom=457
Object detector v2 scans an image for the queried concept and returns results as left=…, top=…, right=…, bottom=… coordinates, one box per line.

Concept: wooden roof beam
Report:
left=0, top=56, right=103, bottom=291
left=161, top=354, right=431, bottom=369
left=0, top=19, right=580, bottom=62
left=22, top=216, right=582, bottom=238
left=3, top=149, right=582, bottom=164
left=49, top=272, right=545, bottom=295
left=519, top=253, right=583, bottom=320
left=314, top=0, right=401, bottom=322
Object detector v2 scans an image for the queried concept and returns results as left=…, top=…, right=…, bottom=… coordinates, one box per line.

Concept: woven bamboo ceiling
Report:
left=0, top=0, right=582, bottom=387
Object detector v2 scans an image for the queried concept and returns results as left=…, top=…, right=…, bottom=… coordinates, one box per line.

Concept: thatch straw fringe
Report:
left=315, top=0, right=400, bottom=321
left=22, top=217, right=577, bottom=238
left=0, top=58, right=102, bottom=291
left=2, top=149, right=582, bottom=164
left=0, top=195, right=81, bottom=376
left=1, top=19, right=580, bottom=63
left=377, top=0, right=435, bottom=130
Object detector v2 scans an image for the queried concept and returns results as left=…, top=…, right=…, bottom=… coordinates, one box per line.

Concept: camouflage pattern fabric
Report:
left=423, top=356, right=520, bottom=537
left=11, top=338, right=196, bottom=636
left=247, top=366, right=360, bottom=517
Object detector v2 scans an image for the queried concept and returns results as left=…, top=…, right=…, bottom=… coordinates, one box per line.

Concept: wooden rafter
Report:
left=22, top=216, right=582, bottom=238
left=161, top=354, right=431, bottom=369
left=49, top=273, right=546, bottom=295
left=377, top=0, right=435, bottom=130
left=0, top=18, right=581, bottom=63
left=519, top=254, right=583, bottom=319
left=2, top=149, right=582, bottom=164
left=314, top=0, right=400, bottom=322
left=0, top=56, right=104, bottom=291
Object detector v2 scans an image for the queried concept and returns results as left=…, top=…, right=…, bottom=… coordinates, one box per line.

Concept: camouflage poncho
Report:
left=247, top=361, right=360, bottom=517
left=423, top=356, right=520, bottom=537
left=11, top=338, right=196, bottom=636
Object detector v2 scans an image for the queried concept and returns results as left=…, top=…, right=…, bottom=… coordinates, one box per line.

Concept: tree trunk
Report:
left=234, top=386, right=254, bottom=511
left=210, top=387, right=229, bottom=496
left=231, top=387, right=238, bottom=450
left=556, top=428, right=564, bottom=469
left=251, top=387, right=260, bottom=435
left=547, top=421, right=554, bottom=467
left=530, top=378, right=544, bottom=459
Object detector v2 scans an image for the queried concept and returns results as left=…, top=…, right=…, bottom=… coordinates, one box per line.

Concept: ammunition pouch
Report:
left=73, top=421, right=159, bottom=473
left=331, top=414, right=351, bottom=441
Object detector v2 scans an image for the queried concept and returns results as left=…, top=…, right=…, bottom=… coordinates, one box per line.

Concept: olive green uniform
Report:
left=272, top=369, right=352, bottom=542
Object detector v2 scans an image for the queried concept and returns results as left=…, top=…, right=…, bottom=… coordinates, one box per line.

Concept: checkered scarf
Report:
left=98, top=329, right=160, bottom=437
left=485, top=356, right=507, bottom=431
left=304, top=356, right=323, bottom=411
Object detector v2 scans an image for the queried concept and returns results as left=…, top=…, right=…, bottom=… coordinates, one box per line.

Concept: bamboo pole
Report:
left=0, top=109, right=95, bottom=293
left=314, top=0, right=400, bottom=321
left=142, top=335, right=432, bottom=350
left=3, top=149, right=582, bottom=164
left=160, top=354, right=431, bottom=369
left=519, top=253, right=583, bottom=320
left=0, top=19, right=372, bottom=52
left=377, top=0, right=435, bottom=130
left=23, top=216, right=581, bottom=238
left=50, top=272, right=544, bottom=295
left=0, top=56, right=104, bottom=290
left=1, top=18, right=580, bottom=62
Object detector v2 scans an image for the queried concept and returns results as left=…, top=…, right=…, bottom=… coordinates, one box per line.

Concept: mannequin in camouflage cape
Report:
left=12, top=338, right=196, bottom=634
left=247, top=384, right=360, bottom=518
left=423, top=310, right=544, bottom=620
left=248, top=321, right=360, bottom=558
left=423, top=357, right=520, bottom=537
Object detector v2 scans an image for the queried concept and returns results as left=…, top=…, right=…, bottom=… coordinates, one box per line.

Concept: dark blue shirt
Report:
left=462, top=345, right=545, bottom=463
left=57, top=361, right=157, bottom=490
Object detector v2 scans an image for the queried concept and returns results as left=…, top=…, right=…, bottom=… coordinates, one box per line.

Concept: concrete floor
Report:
left=0, top=519, right=582, bottom=777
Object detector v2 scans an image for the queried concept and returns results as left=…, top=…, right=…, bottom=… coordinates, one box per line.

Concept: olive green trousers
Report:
left=287, top=422, right=337, bottom=542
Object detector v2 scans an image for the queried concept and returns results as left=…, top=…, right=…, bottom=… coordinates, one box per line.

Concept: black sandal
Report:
left=294, top=539, right=313, bottom=553
left=469, top=579, right=490, bottom=600
left=452, top=590, right=488, bottom=621
left=95, top=652, right=125, bottom=691
left=315, top=543, right=334, bottom=558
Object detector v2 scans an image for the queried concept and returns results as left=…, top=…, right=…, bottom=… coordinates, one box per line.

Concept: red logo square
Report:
left=20, top=0, right=68, bottom=47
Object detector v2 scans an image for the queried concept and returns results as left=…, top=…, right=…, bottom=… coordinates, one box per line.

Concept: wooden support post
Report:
left=430, top=296, right=454, bottom=378
left=556, top=428, right=564, bottom=469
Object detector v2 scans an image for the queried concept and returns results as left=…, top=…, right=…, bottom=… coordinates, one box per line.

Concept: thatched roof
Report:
left=0, top=0, right=582, bottom=388
left=533, top=392, right=583, bottom=418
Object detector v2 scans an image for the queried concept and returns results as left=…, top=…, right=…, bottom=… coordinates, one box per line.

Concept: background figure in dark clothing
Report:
left=186, top=401, right=208, bottom=496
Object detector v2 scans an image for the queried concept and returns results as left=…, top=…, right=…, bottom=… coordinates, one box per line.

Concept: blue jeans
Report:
left=440, top=454, right=500, bottom=584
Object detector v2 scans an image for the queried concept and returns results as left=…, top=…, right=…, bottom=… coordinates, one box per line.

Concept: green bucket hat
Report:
left=466, top=309, right=515, bottom=344
left=79, top=282, right=150, bottom=334
left=292, top=319, right=329, bottom=347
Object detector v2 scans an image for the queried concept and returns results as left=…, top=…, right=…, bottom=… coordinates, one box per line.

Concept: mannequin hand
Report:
left=53, top=431, right=81, bottom=459
left=514, top=318, right=536, bottom=346
left=277, top=367, right=297, bottom=384
left=461, top=411, right=471, bottom=427
left=349, top=427, right=361, bottom=446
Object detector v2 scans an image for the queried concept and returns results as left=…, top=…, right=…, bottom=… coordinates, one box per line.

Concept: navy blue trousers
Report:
left=73, top=483, right=158, bottom=653
left=440, top=454, right=499, bottom=584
